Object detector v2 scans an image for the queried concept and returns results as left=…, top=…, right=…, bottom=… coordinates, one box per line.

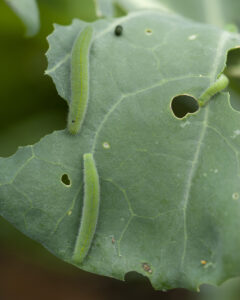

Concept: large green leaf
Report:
left=5, top=0, right=40, bottom=37
left=95, top=0, right=240, bottom=29
left=94, top=0, right=172, bottom=17
left=151, top=0, right=240, bottom=28
left=153, top=0, right=240, bottom=28
left=1, top=11, right=240, bottom=290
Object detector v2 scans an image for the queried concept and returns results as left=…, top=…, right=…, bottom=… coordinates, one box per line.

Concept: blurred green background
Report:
left=0, top=1, right=239, bottom=299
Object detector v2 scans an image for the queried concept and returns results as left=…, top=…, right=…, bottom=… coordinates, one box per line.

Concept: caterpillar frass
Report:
left=115, top=25, right=123, bottom=36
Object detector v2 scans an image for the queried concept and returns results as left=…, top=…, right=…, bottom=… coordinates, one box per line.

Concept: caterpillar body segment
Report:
left=68, top=25, right=93, bottom=135
left=72, top=153, right=100, bottom=264
left=198, top=74, right=229, bottom=107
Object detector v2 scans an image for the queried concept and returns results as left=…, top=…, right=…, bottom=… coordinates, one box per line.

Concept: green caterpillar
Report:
left=72, top=153, right=100, bottom=264
left=68, top=25, right=93, bottom=135
left=198, top=74, right=229, bottom=107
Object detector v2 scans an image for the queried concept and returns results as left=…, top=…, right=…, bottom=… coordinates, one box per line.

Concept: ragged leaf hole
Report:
left=125, top=271, right=152, bottom=287
left=224, top=47, right=240, bottom=111
left=61, top=174, right=71, bottom=187
left=171, top=95, right=199, bottom=119
left=225, top=47, right=240, bottom=76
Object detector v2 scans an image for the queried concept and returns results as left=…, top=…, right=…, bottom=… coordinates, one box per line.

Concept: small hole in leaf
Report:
left=61, top=174, right=71, bottom=186
left=232, top=192, right=239, bottom=200
left=171, top=95, right=199, bottom=118
left=103, top=142, right=110, bottom=149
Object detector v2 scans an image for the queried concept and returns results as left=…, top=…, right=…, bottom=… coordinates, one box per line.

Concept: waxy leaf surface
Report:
left=1, top=11, right=240, bottom=290
left=96, top=0, right=240, bottom=30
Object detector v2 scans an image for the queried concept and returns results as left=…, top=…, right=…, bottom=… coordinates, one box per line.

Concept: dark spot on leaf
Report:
left=171, top=95, right=199, bottom=118
left=72, top=120, right=75, bottom=123
left=61, top=174, right=71, bottom=186
left=115, top=25, right=123, bottom=36
left=142, top=263, right=152, bottom=274
left=145, top=29, right=153, bottom=35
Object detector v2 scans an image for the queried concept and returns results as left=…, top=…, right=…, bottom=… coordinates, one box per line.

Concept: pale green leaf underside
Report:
left=1, top=11, right=240, bottom=290
left=5, top=0, right=40, bottom=37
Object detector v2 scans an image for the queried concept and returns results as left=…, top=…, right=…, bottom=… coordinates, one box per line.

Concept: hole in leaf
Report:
left=102, top=142, right=110, bottom=149
left=125, top=271, right=151, bottom=287
left=232, top=192, right=239, bottom=200
left=224, top=47, right=240, bottom=111
left=61, top=174, right=71, bottom=186
left=225, top=47, right=240, bottom=78
left=171, top=95, right=199, bottom=118
left=124, top=271, right=176, bottom=293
